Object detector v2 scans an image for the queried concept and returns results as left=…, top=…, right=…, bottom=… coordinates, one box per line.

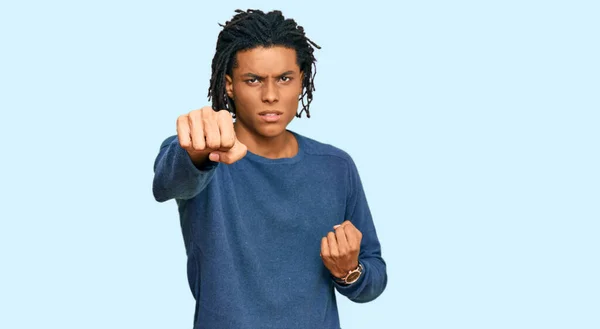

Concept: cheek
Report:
left=286, top=83, right=303, bottom=102
left=233, top=86, right=259, bottom=105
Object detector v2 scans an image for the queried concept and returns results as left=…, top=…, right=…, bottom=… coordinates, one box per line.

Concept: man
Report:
left=153, top=9, right=387, bottom=329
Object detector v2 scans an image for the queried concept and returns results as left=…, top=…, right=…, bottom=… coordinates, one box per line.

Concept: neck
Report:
left=234, top=124, right=298, bottom=159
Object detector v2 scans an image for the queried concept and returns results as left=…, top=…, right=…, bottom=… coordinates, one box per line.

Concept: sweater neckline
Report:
left=243, top=130, right=305, bottom=165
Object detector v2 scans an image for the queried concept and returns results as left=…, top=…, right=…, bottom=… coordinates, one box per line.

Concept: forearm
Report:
left=335, top=156, right=388, bottom=302
left=152, top=136, right=218, bottom=202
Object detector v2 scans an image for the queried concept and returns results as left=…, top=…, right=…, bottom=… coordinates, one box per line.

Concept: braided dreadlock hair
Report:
left=208, top=9, right=321, bottom=118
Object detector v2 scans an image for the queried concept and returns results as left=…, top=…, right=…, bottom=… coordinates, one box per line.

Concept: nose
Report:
left=262, top=79, right=279, bottom=103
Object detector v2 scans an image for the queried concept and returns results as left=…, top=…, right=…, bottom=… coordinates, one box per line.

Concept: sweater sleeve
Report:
left=152, top=135, right=219, bottom=202
left=333, top=156, right=388, bottom=303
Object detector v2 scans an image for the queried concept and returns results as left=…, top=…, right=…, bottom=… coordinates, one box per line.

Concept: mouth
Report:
left=258, top=111, right=283, bottom=123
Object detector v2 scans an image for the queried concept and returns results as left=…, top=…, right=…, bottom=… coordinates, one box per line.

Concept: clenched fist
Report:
left=177, top=106, right=247, bottom=165
left=320, top=220, right=363, bottom=279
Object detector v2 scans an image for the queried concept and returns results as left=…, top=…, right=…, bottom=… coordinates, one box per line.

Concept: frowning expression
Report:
left=226, top=46, right=303, bottom=138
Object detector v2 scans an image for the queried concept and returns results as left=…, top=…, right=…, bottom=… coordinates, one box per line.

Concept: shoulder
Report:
left=293, top=131, right=355, bottom=165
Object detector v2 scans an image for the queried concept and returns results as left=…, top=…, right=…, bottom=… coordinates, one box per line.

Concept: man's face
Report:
left=226, top=46, right=303, bottom=139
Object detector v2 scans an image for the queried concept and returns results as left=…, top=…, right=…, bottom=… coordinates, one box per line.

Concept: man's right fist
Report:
left=176, top=106, right=247, bottom=165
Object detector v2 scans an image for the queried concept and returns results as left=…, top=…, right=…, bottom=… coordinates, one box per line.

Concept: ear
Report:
left=225, top=74, right=234, bottom=99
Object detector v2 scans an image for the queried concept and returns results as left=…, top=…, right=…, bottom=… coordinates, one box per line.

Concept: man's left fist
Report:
left=320, top=220, right=362, bottom=279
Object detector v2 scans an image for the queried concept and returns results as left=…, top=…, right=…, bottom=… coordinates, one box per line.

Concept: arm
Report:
left=152, top=107, right=247, bottom=203
left=152, top=135, right=219, bottom=202
left=333, top=157, right=387, bottom=303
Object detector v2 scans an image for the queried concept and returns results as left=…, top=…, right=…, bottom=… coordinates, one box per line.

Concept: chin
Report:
left=254, top=114, right=295, bottom=137
left=256, top=124, right=288, bottom=138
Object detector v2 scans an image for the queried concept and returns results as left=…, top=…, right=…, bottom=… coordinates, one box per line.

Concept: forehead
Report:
left=233, top=46, right=299, bottom=74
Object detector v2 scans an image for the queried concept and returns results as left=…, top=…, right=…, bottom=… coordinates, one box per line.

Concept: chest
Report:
left=222, top=163, right=347, bottom=252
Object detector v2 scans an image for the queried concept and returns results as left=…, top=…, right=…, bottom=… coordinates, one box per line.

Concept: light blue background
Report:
left=1, top=1, right=598, bottom=328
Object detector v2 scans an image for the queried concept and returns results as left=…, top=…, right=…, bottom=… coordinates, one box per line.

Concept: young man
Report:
left=153, top=9, right=387, bottom=329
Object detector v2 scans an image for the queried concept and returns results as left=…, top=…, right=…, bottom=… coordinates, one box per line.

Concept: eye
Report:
left=245, top=78, right=259, bottom=85
left=280, top=76, right=291, bottom=82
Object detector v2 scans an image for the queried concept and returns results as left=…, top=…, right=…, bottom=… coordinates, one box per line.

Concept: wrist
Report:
left=333, top=262, right=358, bottom=279
left=333, top=262, right=363, bottom=285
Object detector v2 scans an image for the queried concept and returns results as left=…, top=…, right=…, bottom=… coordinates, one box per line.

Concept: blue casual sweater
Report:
left=152, top=130, right=387, bottom=329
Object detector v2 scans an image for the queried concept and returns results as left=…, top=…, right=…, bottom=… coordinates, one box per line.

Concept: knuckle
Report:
left=179, top=139, right=190, bottom=149
left=206, top=140, right=220, bottom=150
left=222, top=137, right=235, bottom=149
left=219, top=109, right=232, bottom=118
left=201, top=106, right=215, bottom=117
left=189, top=109, right=201, bottom=120
left=191, top=139, right=205, bottom=150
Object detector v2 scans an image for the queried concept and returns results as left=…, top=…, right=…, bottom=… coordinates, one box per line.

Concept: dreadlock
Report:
left=207, top=9, right=321, bottom=118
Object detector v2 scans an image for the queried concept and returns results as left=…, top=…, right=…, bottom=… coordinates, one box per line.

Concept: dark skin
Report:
left=177, top=45, right=362, bottom=280
left=225, top=46, right=301, bottom=159
left=322, top=221, right=363, bottom=279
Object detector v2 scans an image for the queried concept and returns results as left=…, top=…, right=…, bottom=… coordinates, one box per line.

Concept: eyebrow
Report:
left=241, top=71, right=295, bottom=79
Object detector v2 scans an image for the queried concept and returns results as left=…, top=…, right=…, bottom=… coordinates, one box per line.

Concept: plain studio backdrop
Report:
left=0, top=1, right=598, bottom=328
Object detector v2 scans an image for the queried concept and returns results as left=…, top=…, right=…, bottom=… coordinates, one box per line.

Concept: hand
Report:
left=176, top=106, right=247, bottom=165
left=320, top=220, right=363, bottom=279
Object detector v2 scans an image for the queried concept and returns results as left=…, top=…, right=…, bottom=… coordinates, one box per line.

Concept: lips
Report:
left=258, top=111, right=283, bottom=115
left=258, top=111, right=283, bottom=123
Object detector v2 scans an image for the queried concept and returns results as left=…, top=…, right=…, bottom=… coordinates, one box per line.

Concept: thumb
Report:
left=208, top=152, right=220, bottom=162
